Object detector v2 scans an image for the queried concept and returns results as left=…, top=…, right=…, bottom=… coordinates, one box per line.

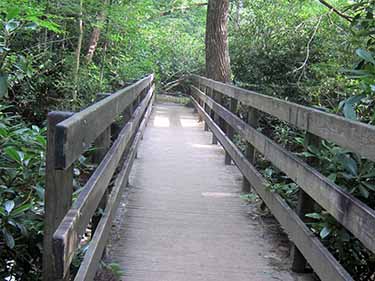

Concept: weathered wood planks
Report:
left=191, top=75, right=375, bottom=162
left=191, top=96, right=354, bottom=281
left=43, top=112, right=74, bottom=281
left=191, top=86, right=375, bottom=255
left=73, top=97, right=154, bottom=281
left=53, top=85, right=154, bottom=279
left=55, top=74, right=154, bottom=169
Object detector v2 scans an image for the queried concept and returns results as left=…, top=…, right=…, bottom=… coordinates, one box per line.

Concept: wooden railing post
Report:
left=242, top=107, right=258, bottom=192
left=291, top=132, right=319, bottom=273
left=43, top=112, right=74, bottom=281
left=225, top=97, right=238, bottom=165
left=205, top=87, right=214, bottom=132
left=197, top=80, right=209, bottom=131
left=211, top=91, right=224, bottom=145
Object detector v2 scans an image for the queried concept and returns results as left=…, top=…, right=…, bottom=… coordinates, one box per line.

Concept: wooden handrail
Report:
left=191, top=85, right=375, bottom=254
left=43, top=75, right=155, bottom=281
left=53, top=86, right=154, bottom=278
left=191, top=75, right=375, bottom=162
left=189, top=75, right=375, bottom=281
left=191, top=96, right=353, bottom=281
left=74, top=94, right=154, bottom=281
left=55, top=74, right=154, bottom=169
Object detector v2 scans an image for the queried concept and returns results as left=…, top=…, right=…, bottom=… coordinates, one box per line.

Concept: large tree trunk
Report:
left=205, top=0, right=231, bottom=82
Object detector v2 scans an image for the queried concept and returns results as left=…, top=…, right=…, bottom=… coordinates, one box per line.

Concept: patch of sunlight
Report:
left=180, top=118, right=199, bottom=128
left=153, top=116, right=170, bottom=127
left=202, top=192, right=238, bottom=198
left=179, top=115, right=196, bottom=119
left=190, top=143, right=216, bottom=149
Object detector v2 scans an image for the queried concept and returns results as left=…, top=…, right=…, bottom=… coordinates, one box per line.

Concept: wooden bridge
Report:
left=43, top=74, right=375, bottom=281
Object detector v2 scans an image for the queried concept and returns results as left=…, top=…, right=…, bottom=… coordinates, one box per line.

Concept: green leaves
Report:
left=337, top=153, right=358, bottom=176
left=2, top=228, right=15, bottom=249
left=4, top=147, right=24, bottom=163
left=6, top=7, right=20, bottom=20
left=24, top=22, right=38, bottom=30
left=339, top=95, right=364, bottom=120
left=305, top=212, right=333, bottom=239
left=356, top=48, right=375, bottom=65
left=320, top=226, right=331, bottom=239
left=305, top=212, right=321, bottom=220
left=4, top=200, right=15, bottom=214
left=0, top=73, right=8, bottom=98
left=5, top=20, right=20, bottom=33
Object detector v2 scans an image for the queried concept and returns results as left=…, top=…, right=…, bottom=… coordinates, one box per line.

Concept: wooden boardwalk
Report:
left=108, top=103, right=311, bottom=281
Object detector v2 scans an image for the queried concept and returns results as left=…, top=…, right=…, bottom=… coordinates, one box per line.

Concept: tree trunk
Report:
left=86, top=26, right=101, bottom=63
left=86, top=0, right=109, bottom=63
left=205, top=0, right=231, bottom=82
left=73, top=0, right=84, bottom=103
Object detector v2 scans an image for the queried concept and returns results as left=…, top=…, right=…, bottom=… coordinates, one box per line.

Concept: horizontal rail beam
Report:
left=53, top=85, right=154, bottom=278
left=73, top=95, right=154, bottom=281
left=191, top=75, right=375, bottom=162
left=191, top=96, right=353, bottom=281
left=192, top=86, right=375, bottom=254
left=55, top=74, right=154, bottom=169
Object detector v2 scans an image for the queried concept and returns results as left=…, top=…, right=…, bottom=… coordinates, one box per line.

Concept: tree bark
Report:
left=73, top=0, right=84, bottom=103
left=205, top=0, right=231, bottom=82
left=86, top=26, right=101, bottom=63
left=86, top=0, right=108, bottom=63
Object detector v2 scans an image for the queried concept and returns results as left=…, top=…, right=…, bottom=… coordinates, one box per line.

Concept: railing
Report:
left=189, top=75, right=375, bottom=281
left=43, top=74, right=155, bottom=281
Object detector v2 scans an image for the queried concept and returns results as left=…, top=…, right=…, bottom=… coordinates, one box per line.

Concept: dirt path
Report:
left=105, top=102, right=313, bottom=281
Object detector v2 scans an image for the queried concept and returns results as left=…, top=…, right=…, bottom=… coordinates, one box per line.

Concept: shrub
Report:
left=0, top=105, right=46, bottom=280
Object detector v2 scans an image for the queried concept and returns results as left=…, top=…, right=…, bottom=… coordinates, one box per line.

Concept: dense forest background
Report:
left=1, top=0, right=375, bottom=280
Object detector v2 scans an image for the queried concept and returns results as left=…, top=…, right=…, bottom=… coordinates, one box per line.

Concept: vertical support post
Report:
left=212, top=91, right=223, bottom=145
left=291, top=132, right=320, bottom=272
left=205, top=87, right=213, bottom=132
left=225, top=97, right=238, bottom=165
left=43, top=112, right=74, bottom=281
left=242, top=107, right=258, bottom=192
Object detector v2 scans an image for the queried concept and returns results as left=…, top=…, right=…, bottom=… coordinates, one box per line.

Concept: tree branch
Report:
left=292, top=16, right=323, bottom=83
left=317, top=0, right=353, bottom=22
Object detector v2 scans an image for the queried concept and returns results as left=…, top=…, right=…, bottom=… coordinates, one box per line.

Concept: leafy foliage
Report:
left=231, top=1, right=375, bottom=279
left=0, top=105, right=45, bottom=280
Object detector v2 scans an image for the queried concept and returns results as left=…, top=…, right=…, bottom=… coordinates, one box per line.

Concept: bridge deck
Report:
left=108, top=102, right=310, bottom=281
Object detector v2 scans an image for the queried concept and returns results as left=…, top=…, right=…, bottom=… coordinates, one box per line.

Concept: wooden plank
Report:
left=74, top=97, right=154, bottom=281
left=191, top=97, right=353, bottom=281
left=55, top=74, right=154, bottom=169
left=191, top=75, right=375, bottom=162
left=53, top=86, right=154, bottom=279
left=43, top=112, right=74, bottom=281
left=191, top=86, right=375, bottom=255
